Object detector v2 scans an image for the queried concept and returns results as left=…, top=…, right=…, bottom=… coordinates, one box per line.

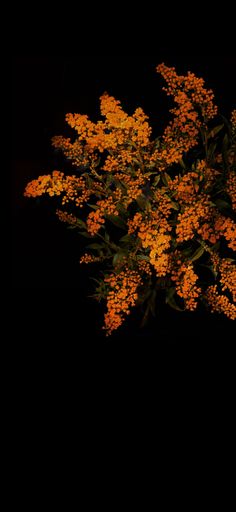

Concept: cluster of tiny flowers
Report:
left=153, top=189, right=173, bottom=216
left=176, top=198, right=211, bottom=242
left=24, top=63, right=235, bottom=332
left=210, top=251, right=220, bottom=273
left=24, top=171, right=90, bottom=207
left=226, top=171, right=236, bottom=211
left=103, top=270, right=142, bottom=335
left=195, top=159, right=221, bottom=192
left=86, top=197, right=118, bottom=236
left=128, top=211, right=172, bottom=276
left=202, top=168, right=221, bottom=191
left=137, top=259, right=152, bottom=276
left=231, top=109, right=236, bottom=134
left=169, top=171, right=200, bottom=204
left=51, top=136, right=89, bottom=168
left=214, top=215, right=236, bottom=251
left=24, top=173, right=53, bottom=198
left=127, top=212, right=143, bottom=235
left=80, top=253, right=100, bottom=264
left=156, top=64, right=217, bottom=120
left=152, top=64, right=217, bottom=170
left=123, top=169, right=146, bottom=203
left=219, top=259, right=236, bottom=302
left=56, top=209, right=78, bottom=225
left=205, top=285, right=236, bottom=320
left=171, top=262, right=201, bottom=310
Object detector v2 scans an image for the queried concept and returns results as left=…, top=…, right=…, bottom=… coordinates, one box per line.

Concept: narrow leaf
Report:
left=106, top=214, right=126, bottom=229
left=214, top=199, right=231, bottom=210
left=166, top=287, right=184, bottom=311
left=78, top=231, right=93, bottom=238
left=119, top=234, right=134, bottom=243
left=190, top=246, right=205, bottom=262
left=152, top=175, right=161, bottom=186
left=86, top=243, right=104, bottom=250
left=207, top=124, right=224, bottom=139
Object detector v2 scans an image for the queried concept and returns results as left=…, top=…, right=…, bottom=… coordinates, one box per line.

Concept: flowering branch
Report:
left=24, top=64, right=236, bottom=335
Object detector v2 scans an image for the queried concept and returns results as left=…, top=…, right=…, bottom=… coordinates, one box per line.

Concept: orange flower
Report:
left=171, top=262, right=200, bottom=311
left=24, top=63, right=235, bottom=334
left=205, top=285, right=236, bottom=320
left=176, top=197, right=211, bottom=242
left=86, top=197, right=118, bottom=236
left=24, top=171, right=90, bottom=207
left=128, top=211, right=172, bottom=276
left=80, top=253, right=100, bottom=264
left=226, top=171, right=236, bottom=211
left=56, top=209, right=78, bottom=225
left=103, top=269, right=142, bottom=335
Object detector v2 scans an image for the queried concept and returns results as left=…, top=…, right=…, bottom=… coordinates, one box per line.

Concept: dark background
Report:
left=11, top=54, right=236, bottom=364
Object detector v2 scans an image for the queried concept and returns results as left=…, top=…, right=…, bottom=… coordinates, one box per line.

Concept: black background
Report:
left=11, top=54, right=236, bottom=368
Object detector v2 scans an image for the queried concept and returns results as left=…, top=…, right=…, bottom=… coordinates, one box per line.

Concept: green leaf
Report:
left=162, top=172, right=171, bottom=186
left=211, top=241, right=220, bottom=251
left=78, top=231, right=93, bottom=238
left=140, top=289, right=156, bottom=327
left=223, top=133, right=229, bottom=147
left=154, top=138, right=161, bottom=149
left=85, top=174, right=95, bottom=188
left=214, top=199, right=231, bottom=210
left=207, top=124, right=224, bottom=139
left=116, top=203, right=127, bottom=216
left=148, top=289, right=157, bottom=317
left=207, top=142, right=217, bottom=162
left=137, top=255, right=150, bottom=262
left=112, top=251, right=127, bottom=266
left=119, top=234, right=134, bottom=243
left=138, top=287, right=153, bottom=304
left=140, top=303, right=151, bottom=328
left=106, top=214, right=126, bottom=229
left=179, top=158, right=186, bottom=169
left=87, top=203, right=99, bottom=210
left=190, top=246, right=205, bottom=262
left=220, top=115, right=232, bottom=134
left=182, top=247, right=193, bottom=257
left=86, top=243, right=104, bottom=250
left=152, top=175, right=161, bottom=186
left=105, top=174, right=114, bottom=186
left=170, top=201, right=179, bottom=211
left=165, top=287, right=184, bottom=311
left=199, top=264, right=218, bottom=279
left=76, top=218, right=87, bottom=228
left=135, top=194, right=148, bottom=210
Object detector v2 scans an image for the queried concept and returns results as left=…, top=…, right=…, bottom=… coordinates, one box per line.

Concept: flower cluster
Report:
left=80, top=253, right=100, bottom=264
left=219, top=259, right=236, bottom=302
left=56, top=209, right=78, bottom=225
left=205, top=285, right=236, bottom=320
left=231, top=110, right=236, bottom=134
left=150, top=63, right=217, bottom=170
left=176, top=197, right=211, bottom=242
left=226, top=171, right=236, bottom=211
left=171, top=262, right=200, bottom=311
left=128, top=211, right=172, bottom=276
left=169, top=171, right=200, bottom=203
left=24, top=171, right=90, bottom=207
left=86, top=197, right=118, bottom=236
left=24, top=63, right=236, bottom=335
left=103, top=270, right=142, bottom=335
